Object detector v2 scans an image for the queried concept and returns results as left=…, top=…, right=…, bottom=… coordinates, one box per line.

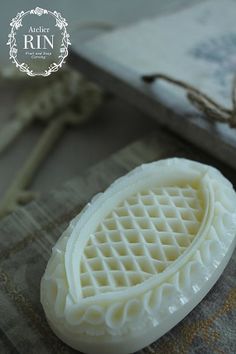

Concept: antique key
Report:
left=0, top=77, right=102, bottom=217
left=0, top=67, right=89, bottom=154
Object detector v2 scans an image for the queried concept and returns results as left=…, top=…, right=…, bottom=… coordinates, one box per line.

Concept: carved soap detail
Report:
left=41, top=158, right=236, bottom=354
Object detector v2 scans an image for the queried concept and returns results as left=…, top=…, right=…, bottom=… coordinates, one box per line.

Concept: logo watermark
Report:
left=7, top=7, right=71, bottom=76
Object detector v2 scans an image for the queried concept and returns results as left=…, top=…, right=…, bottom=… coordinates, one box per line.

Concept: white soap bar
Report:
left=41, top=158, right=236, bottom=354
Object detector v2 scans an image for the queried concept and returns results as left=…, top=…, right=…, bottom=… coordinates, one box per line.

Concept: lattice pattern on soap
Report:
left=80, top=184, right=204, bottom=298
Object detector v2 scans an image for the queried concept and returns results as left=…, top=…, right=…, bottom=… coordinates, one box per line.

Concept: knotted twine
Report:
left=142, top=73, right=236, bottom=128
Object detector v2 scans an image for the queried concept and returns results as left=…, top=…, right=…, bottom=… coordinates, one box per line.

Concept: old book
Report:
left=70, top=0, right=236, bottom=169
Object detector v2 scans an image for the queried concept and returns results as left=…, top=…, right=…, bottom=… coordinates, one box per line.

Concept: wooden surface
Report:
left=0, top=127, right=235, bottom=354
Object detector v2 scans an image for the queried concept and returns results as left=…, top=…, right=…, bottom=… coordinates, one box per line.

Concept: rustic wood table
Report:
left=0, top=127, right=235, bottom=354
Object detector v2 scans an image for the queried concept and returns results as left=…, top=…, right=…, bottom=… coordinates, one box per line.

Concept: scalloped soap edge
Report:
left=41, top=158, right=236, bottom=340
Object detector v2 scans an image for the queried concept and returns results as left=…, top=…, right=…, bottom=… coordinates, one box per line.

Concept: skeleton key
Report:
left=0, top=82, right=102, bottom=217
left=0, top=68, right=86, bottom=154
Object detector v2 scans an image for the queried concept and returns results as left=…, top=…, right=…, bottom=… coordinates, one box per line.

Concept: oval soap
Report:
left=41, top=158, right=236, bottom=354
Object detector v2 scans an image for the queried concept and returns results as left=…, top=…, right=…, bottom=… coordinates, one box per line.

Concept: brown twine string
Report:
left=142, top=73, right=236, bottom=128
